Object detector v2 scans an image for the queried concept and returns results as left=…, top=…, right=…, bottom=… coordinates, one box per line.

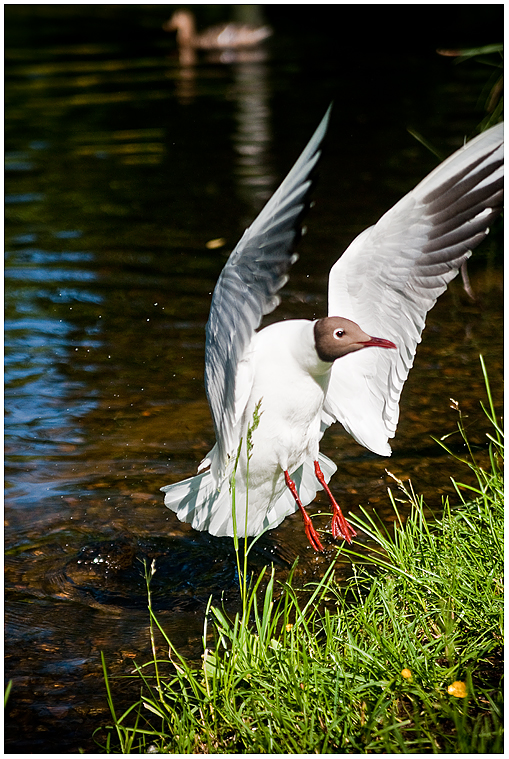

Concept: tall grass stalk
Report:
left=97, top=360, right=503, bottom=753
left=230, top=399, right=263, bottom=606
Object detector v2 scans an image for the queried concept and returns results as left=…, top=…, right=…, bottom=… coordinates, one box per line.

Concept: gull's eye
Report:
left=333, top=328, right=345, bottom=339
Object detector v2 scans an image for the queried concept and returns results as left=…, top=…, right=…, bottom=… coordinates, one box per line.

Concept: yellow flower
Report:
left=285, top=623, right=293, bottom=632
left=401, top=668, right=412, bottom=680
left=448, top=681, right=467, bottom=698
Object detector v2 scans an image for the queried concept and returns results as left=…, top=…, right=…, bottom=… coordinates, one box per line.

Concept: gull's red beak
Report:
left=362, top=336, right=397, bottom=350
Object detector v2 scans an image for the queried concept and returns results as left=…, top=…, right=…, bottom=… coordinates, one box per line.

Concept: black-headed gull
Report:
left=162, top=107, right=503, bottom=551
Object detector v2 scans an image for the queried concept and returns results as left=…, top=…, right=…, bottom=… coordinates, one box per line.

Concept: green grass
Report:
left=96, top=358, right=503, bottom=753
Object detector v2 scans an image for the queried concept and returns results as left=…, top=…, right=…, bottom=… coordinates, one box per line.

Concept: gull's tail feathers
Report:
left=161, top=451, right=337, bottom=538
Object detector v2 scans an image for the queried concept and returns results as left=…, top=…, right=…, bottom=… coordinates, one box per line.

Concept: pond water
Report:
left=5, top=6, right=503, bottom=753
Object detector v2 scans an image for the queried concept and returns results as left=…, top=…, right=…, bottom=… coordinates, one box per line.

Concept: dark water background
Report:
left=5, top=5, right=503, bottom=753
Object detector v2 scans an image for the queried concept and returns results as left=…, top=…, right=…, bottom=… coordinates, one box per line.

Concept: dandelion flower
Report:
left=448, top=681, right=467, bottom=698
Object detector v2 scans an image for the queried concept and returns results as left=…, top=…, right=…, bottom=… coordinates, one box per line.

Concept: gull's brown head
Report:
left=314, top=316, right=397, bottom=363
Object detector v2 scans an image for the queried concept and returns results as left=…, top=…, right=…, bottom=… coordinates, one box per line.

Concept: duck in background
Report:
left=163, top=9, right=272, bottom=50
left=163, top=9, right=272, bottom=65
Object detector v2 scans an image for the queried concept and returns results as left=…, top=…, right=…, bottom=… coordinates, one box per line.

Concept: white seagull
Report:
left=162, top=107, right=503, bottom=552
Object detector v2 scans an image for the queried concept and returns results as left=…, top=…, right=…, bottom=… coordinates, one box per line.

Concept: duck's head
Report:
left=163, top=10, right=194, bottom=37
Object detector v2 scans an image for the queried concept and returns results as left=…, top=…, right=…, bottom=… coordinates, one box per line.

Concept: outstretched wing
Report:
left=324, top=122, right=503, bottom=455
left=205, top=106, right=332, bottom=472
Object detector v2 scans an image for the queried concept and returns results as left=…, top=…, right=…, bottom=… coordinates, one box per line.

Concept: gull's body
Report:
left=164, top=319, right=338, bottom=541
left=207, top=320, right=335, bottom=537
left=162, top=108, right=503, bottom=550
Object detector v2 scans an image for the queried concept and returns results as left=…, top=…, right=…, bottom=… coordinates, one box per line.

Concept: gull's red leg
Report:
left=284, top=470, right=324, bottom=552
left=314, top=461, right=356, bottom=544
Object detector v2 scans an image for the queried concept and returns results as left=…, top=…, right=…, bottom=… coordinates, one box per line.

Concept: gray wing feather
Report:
left=205, top=106, right=332, bottom=469
left=326, top=122, right=503, bottom=455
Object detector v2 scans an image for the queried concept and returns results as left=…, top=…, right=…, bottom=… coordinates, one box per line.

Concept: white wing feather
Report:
left=204, top=106, right=332, bottom=477
left=325, top=123, right=503, bottom=455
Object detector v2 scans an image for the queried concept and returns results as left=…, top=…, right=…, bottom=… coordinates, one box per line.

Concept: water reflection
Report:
left=232, top=59, right=274, bottom=213
left=168, top=13, right=274, bottom=212
left=5, top=5, right=503, bottom=753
